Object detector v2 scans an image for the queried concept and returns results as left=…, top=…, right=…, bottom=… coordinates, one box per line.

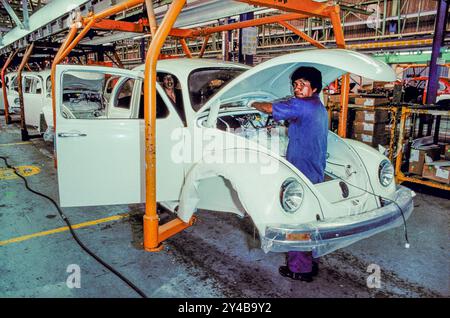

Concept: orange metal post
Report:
left=113, top=51, right=125, bottom=68
left=17, top=43, right=35, bottom=140
left=278, top=21, right=326, bottom=49
left=338, top=73, right=350, bottom=137
left=329, top=5, right=350, bottom=138
left=394, top=107, right=408, bottom=184
left=143, top=0, right=189, bottom=252
left=329, top=6, right=346, bottom=49
left=51, top=26, right=78, bottom=138
left=145, top=0, right=158, bottom=37
left=198, top=35, right=210, bottom=58
left=180, top=38, right=192, bottom=58
left=2, top=49, right=19, bottom=124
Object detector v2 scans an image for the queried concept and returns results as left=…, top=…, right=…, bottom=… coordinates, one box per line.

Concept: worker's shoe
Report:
left=278, top=266, right=314, bottom=282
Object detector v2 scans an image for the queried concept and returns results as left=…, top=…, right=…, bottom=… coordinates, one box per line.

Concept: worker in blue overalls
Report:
left=251, top=66, right=328, bottom=282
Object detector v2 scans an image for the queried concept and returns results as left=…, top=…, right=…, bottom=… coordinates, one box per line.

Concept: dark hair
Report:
left=291, top=66, right=322, bottom=94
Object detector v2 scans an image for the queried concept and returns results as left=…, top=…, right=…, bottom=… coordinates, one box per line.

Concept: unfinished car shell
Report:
left=54, top=49, right=414, bottom=257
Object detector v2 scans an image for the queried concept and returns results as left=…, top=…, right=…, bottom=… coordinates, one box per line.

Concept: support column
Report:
left=17, top=43, right=35, bottom=141
left=238, top=12, right=254, bottom=65
left=2, top=49, right=18, bottom=124
left=425, top=0, right=448, bottom=138
left=426, top=0, right=448, bottom=105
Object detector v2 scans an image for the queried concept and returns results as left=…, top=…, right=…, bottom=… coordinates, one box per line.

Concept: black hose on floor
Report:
left=0, top=155, right=148, bottom=298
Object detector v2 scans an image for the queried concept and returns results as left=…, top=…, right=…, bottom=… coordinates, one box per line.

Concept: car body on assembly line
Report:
left=1, top=70, right=52, bottom=133
left=54, top=49, right=414, bottom=257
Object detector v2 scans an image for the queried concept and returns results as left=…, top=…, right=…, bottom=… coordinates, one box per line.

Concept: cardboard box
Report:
left=408, top=145, right=441, bottom=175
left=354, top=97, right=389, bottom=106
left=422, top=161, right=450, bottom=184
left=353, top=122, right=386, bottom=135
left=328, top=94, right=341, bottom=104
left=325, top=94, right=356, bottom=106
left=353, top=132, right=389, bottom=147
left=354, top=109, right=389, bottom=123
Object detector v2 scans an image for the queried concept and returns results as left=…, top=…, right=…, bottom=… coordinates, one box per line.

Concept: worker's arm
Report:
left=251, top=102, right=273, bottom=114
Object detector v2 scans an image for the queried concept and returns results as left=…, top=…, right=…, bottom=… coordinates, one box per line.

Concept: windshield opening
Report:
left=188, top=67, right=246, bottom=111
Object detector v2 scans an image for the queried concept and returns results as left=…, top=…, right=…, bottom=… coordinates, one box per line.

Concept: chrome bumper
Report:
left=261, top=186, right=414, bottom=257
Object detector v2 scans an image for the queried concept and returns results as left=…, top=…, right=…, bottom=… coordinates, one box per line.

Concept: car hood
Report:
left=197, top=49, right=396, bottom=113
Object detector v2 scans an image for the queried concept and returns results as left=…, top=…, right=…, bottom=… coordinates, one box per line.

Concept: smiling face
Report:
left=163, top=75, right=174, bottom=89
left=293, top=78, right=317, bottom=98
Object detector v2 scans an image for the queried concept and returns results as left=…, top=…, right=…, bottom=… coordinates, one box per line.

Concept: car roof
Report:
left=132, top=58, right=250, bottom=74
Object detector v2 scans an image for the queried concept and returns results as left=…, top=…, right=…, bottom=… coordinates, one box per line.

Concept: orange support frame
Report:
left=17, top=43, right=35, bottom=140
left=143, top=0, right=192, bottom=251
left=2, top=49, right=19, bottom=125
left=278, top=21, right=325, bottom=49
left=179, top=38, right=192, bottom=58
left=48, top=0, right=350, bottom=252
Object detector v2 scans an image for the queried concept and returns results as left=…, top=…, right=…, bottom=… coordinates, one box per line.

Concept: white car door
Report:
left=23, top=74, right=44, bottom=127
left=55, top=65, right=144, bottom=207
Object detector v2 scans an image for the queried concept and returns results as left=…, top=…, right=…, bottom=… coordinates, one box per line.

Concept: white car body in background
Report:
left=2, top=72, right=19, bottom=113
left=1, top=70, right=52, bottom=133
left=53, top=49, right=414, bottom=257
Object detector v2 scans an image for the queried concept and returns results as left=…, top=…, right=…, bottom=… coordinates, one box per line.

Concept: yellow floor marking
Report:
left=0, top=165, right=41, bottom=180
left=0, top=213, right=130, bottom=246
left=0, top=141, right=32, bottom=147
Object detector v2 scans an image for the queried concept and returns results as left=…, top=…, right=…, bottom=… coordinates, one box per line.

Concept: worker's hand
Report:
left=249, top=101, right=273, bottom=114
left=247, top=100, right=259, bottom=108
left=209, top=79, right=224, bottom=88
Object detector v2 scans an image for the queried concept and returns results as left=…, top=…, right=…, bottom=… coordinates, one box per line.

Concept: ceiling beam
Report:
left=0, top=0, right=26, bottom=29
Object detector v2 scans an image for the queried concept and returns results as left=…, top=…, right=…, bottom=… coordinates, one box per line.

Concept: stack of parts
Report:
left=352, top=109, right=390, bottom=147
left=409, top=143, right=450, bottom=184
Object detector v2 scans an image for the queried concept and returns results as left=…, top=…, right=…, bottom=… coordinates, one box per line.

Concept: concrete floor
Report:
left=0, top=118, right=448, bottom=298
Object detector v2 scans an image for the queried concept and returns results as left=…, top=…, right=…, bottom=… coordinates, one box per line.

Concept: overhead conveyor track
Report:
left=0, top=0, right=269, bottom=55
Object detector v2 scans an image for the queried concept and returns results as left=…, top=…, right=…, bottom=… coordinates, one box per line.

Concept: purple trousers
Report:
left=287, top=251, right=318, bottom=273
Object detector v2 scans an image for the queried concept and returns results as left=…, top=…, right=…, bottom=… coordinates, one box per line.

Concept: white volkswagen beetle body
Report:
left=1, top=72, right=19, bottom=114
left=54, top=49, right=414, bottom=257
left=1, top=70, right=52, bottom=133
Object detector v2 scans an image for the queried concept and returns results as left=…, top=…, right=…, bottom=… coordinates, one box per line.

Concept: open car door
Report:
left=55, top=65, right=143, bottom=207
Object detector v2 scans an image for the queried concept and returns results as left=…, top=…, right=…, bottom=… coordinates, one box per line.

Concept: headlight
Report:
left=379, top=159, right=394, bottom=187
left=280, top=178, right=304, bottom=213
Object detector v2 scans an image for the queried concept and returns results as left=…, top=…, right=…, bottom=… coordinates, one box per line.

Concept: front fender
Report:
left=344, top=139, right=396, bottom=200
left=178, top=148, right=325, bottom=237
